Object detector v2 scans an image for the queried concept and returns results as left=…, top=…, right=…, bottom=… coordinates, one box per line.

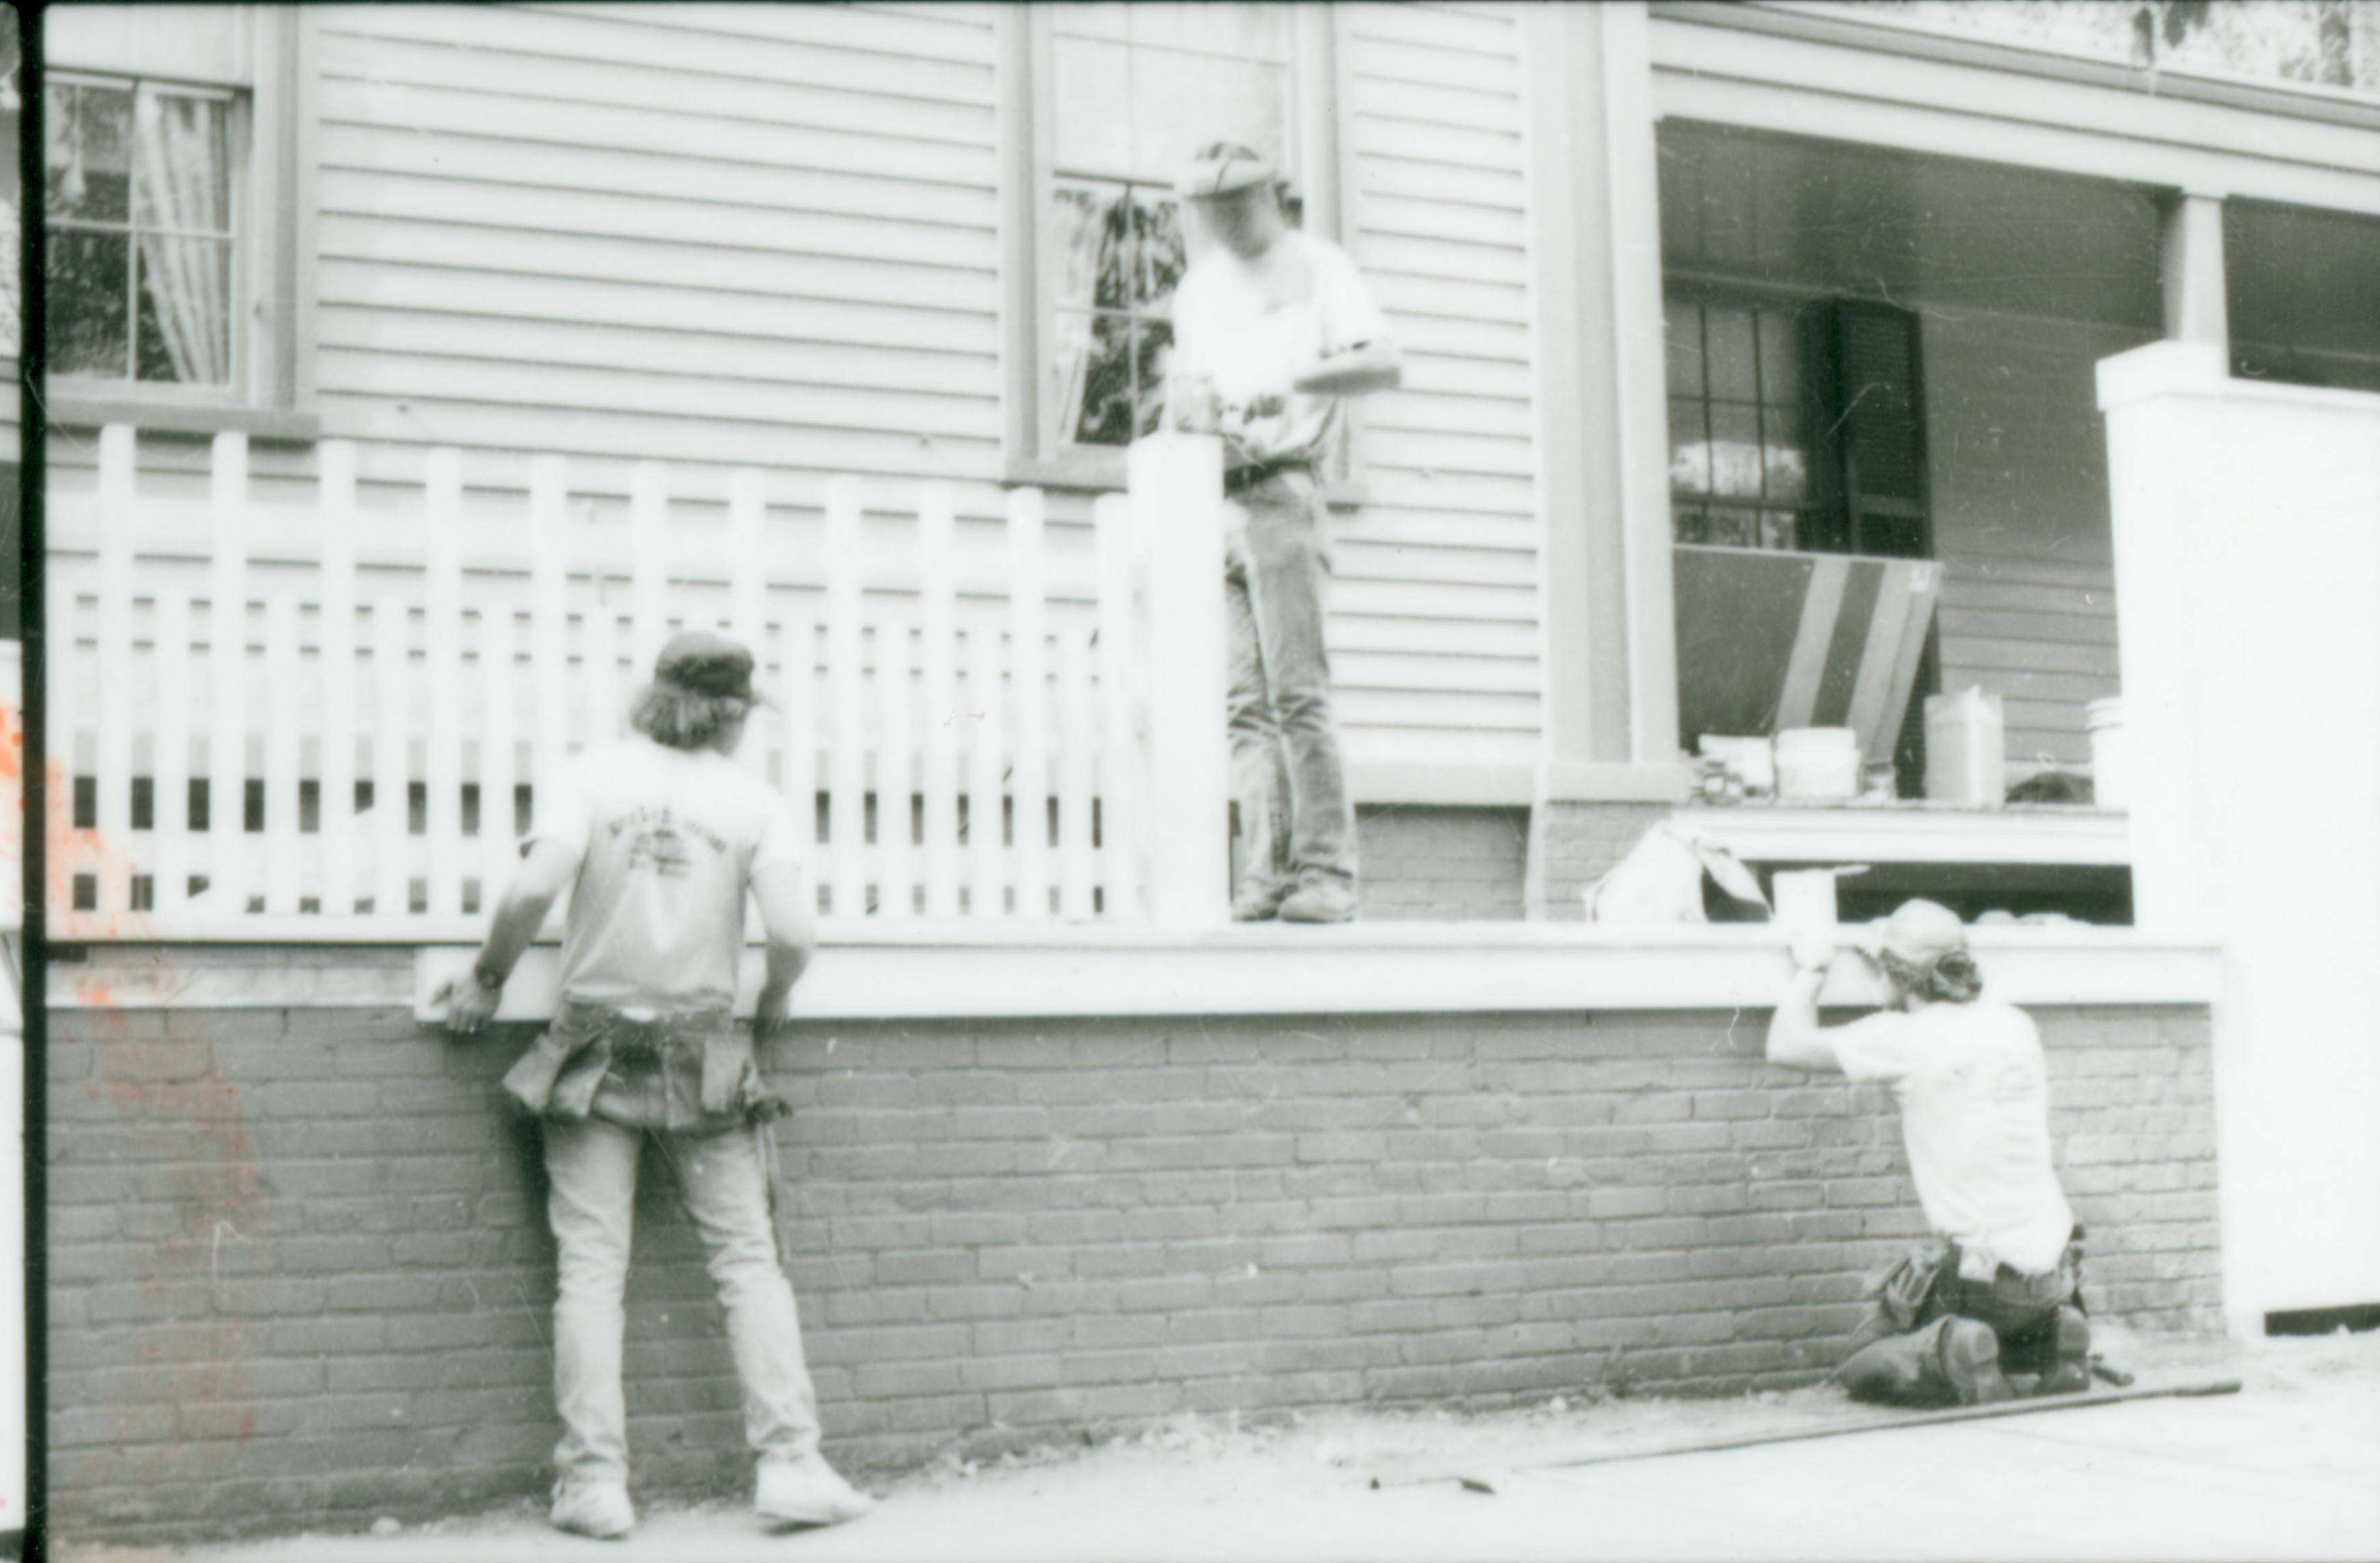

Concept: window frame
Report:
left=1661, top=278, right=1934, bottom=562
left=1661, top=285, right=1832, bottom=554
left=41, top=5, right=317, bottom=441
left=1000, top=5, right=1359, bottom=495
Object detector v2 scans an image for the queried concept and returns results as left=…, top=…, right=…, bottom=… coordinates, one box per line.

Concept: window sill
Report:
left=41, top=393, right=321, bottom=445
left=1005, top=447, right=1368, bottom=508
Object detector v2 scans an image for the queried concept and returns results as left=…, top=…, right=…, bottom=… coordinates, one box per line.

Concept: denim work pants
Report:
left=1224, top=469, right=1356, bottom=894
left=543, top=1116, right=822, bottom=1486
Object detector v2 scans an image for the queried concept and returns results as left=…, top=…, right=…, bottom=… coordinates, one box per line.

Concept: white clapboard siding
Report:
left=308, top=0, right=1006, bottom=504
left=1341, top=1, right=1543, bottom=763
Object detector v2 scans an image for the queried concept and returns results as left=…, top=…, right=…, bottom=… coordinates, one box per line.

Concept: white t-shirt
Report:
left=1169, top=228, right=1390, bottom=469
left=528, top=739, right=807, bottom=1012
left=1832, top=1001, right=2076, bottom=1277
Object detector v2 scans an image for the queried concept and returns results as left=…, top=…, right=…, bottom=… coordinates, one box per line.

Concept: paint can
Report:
left=1775, top=728, right=1860, bottom=802
left=1925, top=687, right=2006, bottom=806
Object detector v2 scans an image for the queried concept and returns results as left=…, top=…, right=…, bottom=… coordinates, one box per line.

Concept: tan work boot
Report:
left=1278, top=871, right=1357, bottom=923
left=1232, top=880, right=1292, bottom=921
left=756, top=1456, right=873, bottom=1532
left=1940, top=1317, right=2015, bottom=1406
left=551, top=1479, right=635, bottom=1540
left=2035, top=1305, right=2093, bottom=1395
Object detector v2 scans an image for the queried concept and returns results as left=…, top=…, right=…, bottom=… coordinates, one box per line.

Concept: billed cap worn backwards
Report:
left=654, top=630, right=768, bottom=706
left=1875, top=898, right=1969, bottom=967
left=1178, top=141, right=1281, bottom=199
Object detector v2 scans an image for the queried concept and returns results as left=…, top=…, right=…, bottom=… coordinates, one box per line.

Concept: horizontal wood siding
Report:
left=1340, top=1, right=1541, bottom=773
left=1922, top=312, right=2151, bottom=774
left=308, top=1, right=1002, bottom=498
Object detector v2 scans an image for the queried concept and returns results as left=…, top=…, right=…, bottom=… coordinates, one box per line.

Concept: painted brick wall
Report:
left=47, top=978, right=2219, bottom=1544
left=1357, top=806, right=1530, bottom=921
left=1527, top=800, right=1671, bottom=918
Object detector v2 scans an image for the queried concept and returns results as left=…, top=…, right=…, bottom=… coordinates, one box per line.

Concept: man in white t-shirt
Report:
left=1767, top=899, right=2093, bottom=1406
left=436, top=633, right=870, bottom=1539
left=1167, top=142, right=1401, bottom=923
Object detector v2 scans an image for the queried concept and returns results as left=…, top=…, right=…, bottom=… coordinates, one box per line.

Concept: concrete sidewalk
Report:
left=57, top=1330, right=2380, bottom=1563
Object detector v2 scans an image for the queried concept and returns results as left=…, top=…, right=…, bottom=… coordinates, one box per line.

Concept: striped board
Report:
left=1674, top=545, right=1942, bottom=763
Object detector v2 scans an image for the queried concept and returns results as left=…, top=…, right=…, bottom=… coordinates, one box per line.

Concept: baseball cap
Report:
left=1178, top=142, right=1282, bottom=199
left=1873, top=899, right=1968, bottom=967
left=654, top=630, right=769, bottom=707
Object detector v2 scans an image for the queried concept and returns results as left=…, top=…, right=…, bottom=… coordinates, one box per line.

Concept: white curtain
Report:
left=131, top=89, right=229, bottom=385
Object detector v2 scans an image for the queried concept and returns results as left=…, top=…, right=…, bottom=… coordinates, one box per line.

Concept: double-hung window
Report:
left=1005, top=4, right=1335, bottom=488
left=42, top=5, right=313, bottom=438
left=48, top=75, right=239, bottom=388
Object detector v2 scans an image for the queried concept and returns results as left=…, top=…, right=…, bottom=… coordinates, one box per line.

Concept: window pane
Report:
left=1130, top=194, right=1184, bottom=309
left=1705, top=307, right=1758, bottom=401
left=1758, top=510, right=1799, bottom=551
left=135, top=235, right=233, bottom=384
left=1672, top=503, right=1708, bottom=545
left=1666, top=396, right=1710, bottom=495
left=48, top=227, right=131, bottom=377
left=1704, top=508, right=1759, bottom=549
left=1068, top=311, right=1139, bottom=447
left=1053, top=179, right=1182, bottom=317
left=47, top=80, right=135, bottom=223
left=1052, top=35, right=1133, bottom=176
left=1051, top=181, right=1126, bottom=311
left=1133, top=51, right=1286, bottom=176
left=1134, top=317, right=1174, bottom=440
left=1128, top=3, right=1291, bottom=58
left=1756, top=308, right=1801, bottom=399
left=131, top=90, right=233, bottom=237
left=1708, top=403, right=1764, bottom=499
left=1665, top=302, right=1704, bottom=397
left=1762, top=404, right=1809, bottom=503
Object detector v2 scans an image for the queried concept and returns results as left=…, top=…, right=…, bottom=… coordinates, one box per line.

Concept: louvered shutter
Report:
left=1833, top=302, right=1930, bottom=560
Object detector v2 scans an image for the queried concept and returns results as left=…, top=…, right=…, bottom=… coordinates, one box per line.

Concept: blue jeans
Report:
left=543, top=1116, right=823, bottom=1487
left=1225, top=470, right=1356, bottom=894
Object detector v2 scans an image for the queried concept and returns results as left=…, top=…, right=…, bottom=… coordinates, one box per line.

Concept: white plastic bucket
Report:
left=1775, top=727, right=1861, bottom=802
left=1925, top=687, right=2006, bottom=806
left=2087, top=696, right=2128, bottom=810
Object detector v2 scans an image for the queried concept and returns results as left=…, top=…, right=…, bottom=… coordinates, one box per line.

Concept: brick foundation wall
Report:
left=1526, top=800, right=1671, bottom=919
left=1356, top=806, right=1530, bottom=921
left=47, top=975, right=2220, bottom=1543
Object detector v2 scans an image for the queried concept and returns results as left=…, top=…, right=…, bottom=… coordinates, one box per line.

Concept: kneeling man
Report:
left=1767, top=899, right=2091, bottom=1406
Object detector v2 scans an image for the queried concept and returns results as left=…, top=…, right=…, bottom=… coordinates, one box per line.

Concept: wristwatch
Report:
left=471, top=960, right=507, bottom=993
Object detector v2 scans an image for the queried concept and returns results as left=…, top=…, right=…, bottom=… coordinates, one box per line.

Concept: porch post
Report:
left=2160, top=192, right=2230, bottom=347
left=1129, top=434, right=1231, bottom=930
left=1519, top=1, right=1690, bottom=917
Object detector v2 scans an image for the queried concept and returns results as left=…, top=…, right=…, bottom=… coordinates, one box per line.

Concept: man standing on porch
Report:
left=1765, top=900, right=2094, bottom=1406
left=1168, top=140, right=1401, bottom=923
left=435, top=632, right=871, bottom=1540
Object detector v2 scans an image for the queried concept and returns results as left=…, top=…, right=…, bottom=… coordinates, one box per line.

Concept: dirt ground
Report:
left=53, top=1323, right=2380, bottom=1563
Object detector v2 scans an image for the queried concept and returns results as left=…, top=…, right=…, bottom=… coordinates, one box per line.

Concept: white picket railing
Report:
left=45, top=428, right=1232, bottom=938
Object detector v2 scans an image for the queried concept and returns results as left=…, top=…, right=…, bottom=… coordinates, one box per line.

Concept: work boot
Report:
left=1232, top=880, right=1291, bottom=921
left=1278, top=871, right=1357, bottom=924
left=551, top=1479, right=635, bottom=1540
left=2035, top=1305, right=2093, bottom=1396
left=756, top=1456, right=873, bottom=1532
left=1938, top=1317, right=2015, bottom=1406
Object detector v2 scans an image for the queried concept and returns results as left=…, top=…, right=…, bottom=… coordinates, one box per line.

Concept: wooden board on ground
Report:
left=1369, top=1376, right=2243, bottom=1492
